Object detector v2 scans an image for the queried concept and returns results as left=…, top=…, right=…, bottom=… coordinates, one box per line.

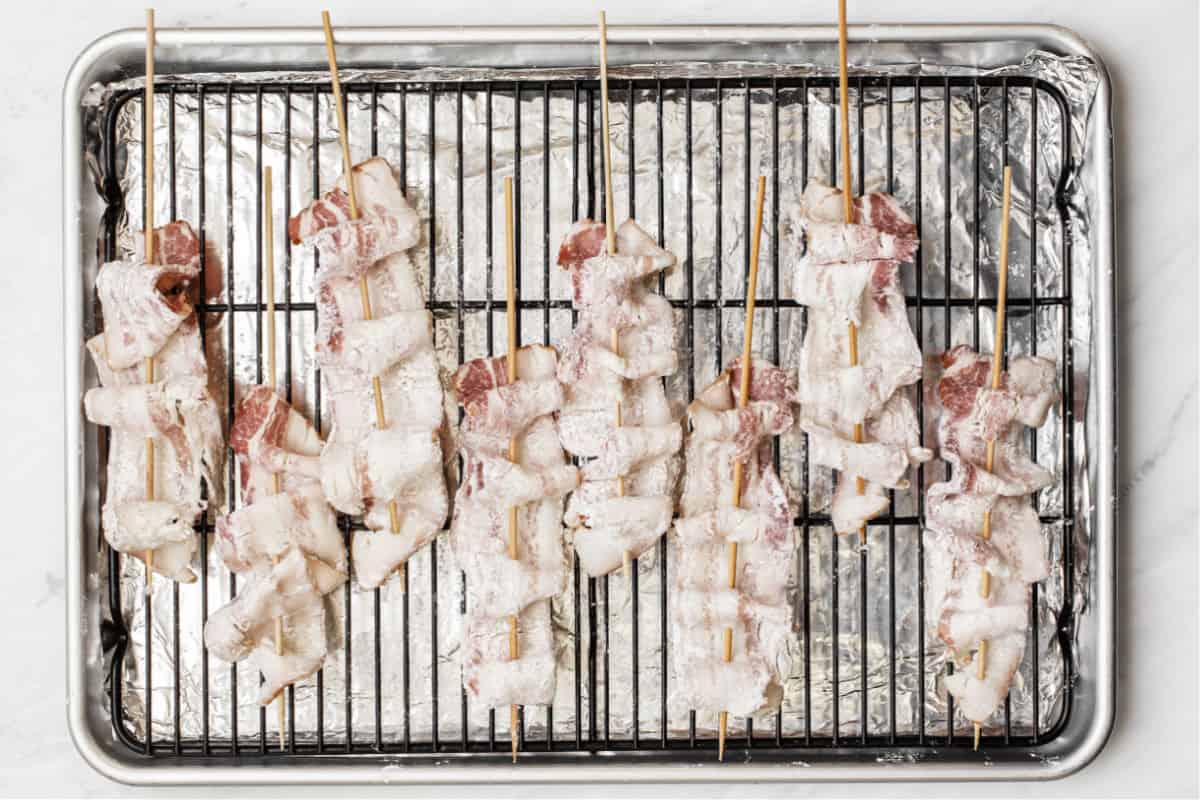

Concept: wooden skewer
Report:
left=503, top=177, right=521, bottom=764
left=973, top=165, right=1013, bottom=751
left=597, top=12, right=633, bottom=582
left=264, top=167, right=288, bottom=752
left=837, top=0, right=868, bottom=546
left=143, top=8, right=157, bottom=588
left=321, top=11, right=406, bottom=585
left=717, top=176, right=767, bottom=762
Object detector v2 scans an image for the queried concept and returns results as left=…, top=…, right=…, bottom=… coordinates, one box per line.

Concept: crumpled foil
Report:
left=85, top=50, right=1100, bottom=750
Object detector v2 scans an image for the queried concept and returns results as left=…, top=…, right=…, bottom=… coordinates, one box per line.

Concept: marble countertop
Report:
left=3, top=0, right=1195, bottom=796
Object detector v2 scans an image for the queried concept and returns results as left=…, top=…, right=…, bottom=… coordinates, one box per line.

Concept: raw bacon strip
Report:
left=95, top=258, right=198, bottom=371
left=85, top=380, right=173, bottom=435
left=792, top=180, right=928, bottom=535
left=95, top=220, right=203, bottom=371
left=567, top=494, right=675, bottom=578
left=673, top=505, right=785, bottom=548
left=143, top=220, right=202, bottom=270
left=579, top=424, right=682, bottom=482
left=802, top=424, right=916, bottom=489
left=942, top=631, right=1026, bottom=724
left=457, top=379, right=563, bottom=443
left=802, top=222, right=919, bottom=265
left=85, top=222, right=223, bottom=583
left=924, top=344, right=1059, bottom=727
left=205, top=388, right=348, bottom=705
left=214, top=485, right=347, bottom=596
left=141, top=219, right=223, bottom=308
left=451, top=345, right=577, bottom=709
left=796, top=181, right=920, bottom=238
left=85, top=376, right=223, bottom=581
left=104, top=500, right=195, bottom=554
left=320, top=429, right=443, bottom=516
left=797, top=262, right=922, bottom=423
left=792, top=261, right=867, bottom=330
left=925, top=495, right=1047, bottom=585
left=205, top=547, right=320, bottom=659
left=934, top=348, right=1056, bottom=499
left=464, top=458, right=580, bottom=507
left=669, top=359, right=797, bottom=717
left=556, top=218, right=682, bottom=576
left=671, top=589, right=793, bottom=714
left=86, top=378, right=218, bottom=476
left=350, top=489, right=447, bottom=590
left=321, top=428, right=448, bottom=590
left=287, top=156, right=420, bottom=282
left=829, top=480, right=891, bottom=537
left=204, top=547, right=331, bottom=705
left=462, top=602, right=557, bottom=709
left=290, top=156, right=448, bottom=586
left=228, top=385, right=322, bottom=501
left=689, top=401, right=794, bottom=461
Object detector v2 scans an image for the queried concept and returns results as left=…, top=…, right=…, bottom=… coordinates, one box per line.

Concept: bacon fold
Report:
left=84, top=221, right=222, bottom=583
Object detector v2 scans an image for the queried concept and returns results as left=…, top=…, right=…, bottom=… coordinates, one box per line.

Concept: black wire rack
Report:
left=95, top=72, right=1077, bottom=762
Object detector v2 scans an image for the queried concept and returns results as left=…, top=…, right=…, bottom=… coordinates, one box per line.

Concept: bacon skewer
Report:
left=503, top=176, right=521, bottom=763
left=143, top=8, right=157, bottom=585
left=203, top=164, right=349, bottom=736
left=320, top=11, right=407, bottom=581
left=556, top=14, right=680, bottom=581
left=717, top=176, right=767, bottom=761
left=836, top=0, right=869, bottom=544
left=597, top=11, right=632, bottom=580
left=920, top=163, right=1054, bottom=747
left=973, top=165, right=1013, bottom=750
left=85, top=12, right=223, bottom=589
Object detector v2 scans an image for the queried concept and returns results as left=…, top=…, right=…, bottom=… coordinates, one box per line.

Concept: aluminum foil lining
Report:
left=85, top=51, right=1100, bottom=749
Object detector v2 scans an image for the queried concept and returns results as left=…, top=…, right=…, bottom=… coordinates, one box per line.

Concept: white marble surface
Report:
left=2, top=0, right=1196, bottom=796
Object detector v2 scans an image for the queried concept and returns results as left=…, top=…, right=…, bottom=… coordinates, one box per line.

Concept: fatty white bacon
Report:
left=204, top=547, right=331, bottom=705
left=94, top=221, right=203, bottom=371
left=792, top=179, right=930, bottom=534
left=84, top=221, right=223, bottom=583
left=924, top=344, right=1058, bottom=726
left=289, top=156, right=448, bottom=589
left=205, top=386, right=348, bottom=704
left=228, top=385, right=323, bottom=503
left=556, top=219, right=682, bottom=576
left=670, top=359, right=797, bottom=717
left=450, top=345, right=578, bottom=709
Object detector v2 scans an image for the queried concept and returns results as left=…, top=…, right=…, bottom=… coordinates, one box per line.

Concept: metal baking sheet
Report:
left=63, top=24, right=1116, bottom=784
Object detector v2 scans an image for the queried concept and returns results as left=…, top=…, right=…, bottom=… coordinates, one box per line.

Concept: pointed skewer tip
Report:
left=510, top=703, right=520, bottom=763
